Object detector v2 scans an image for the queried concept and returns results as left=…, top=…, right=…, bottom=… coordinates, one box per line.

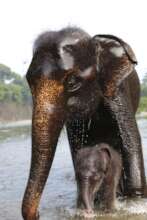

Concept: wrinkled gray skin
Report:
left=22, top=27, right=146, bottom=220
left=75, top=143, right=122, bottom=213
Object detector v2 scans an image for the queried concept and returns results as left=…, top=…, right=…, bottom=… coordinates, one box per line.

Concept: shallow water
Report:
left=0, top=119, right=147, bottom=220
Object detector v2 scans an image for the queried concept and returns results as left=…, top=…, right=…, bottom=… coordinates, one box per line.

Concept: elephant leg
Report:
left=22, top=77, right=66, bottom=220
left=106, top=86, right=146, bottom=197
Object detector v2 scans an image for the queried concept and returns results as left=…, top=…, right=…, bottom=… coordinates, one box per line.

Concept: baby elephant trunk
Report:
left=80, top=180, right=93, bottom=212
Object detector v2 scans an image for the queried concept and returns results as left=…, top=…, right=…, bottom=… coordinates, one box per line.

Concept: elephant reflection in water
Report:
left=22, top=27, right=146, bottom=220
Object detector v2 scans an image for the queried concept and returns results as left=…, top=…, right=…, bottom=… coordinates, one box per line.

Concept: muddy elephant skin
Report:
left=22, top=27, right=146, bottom=220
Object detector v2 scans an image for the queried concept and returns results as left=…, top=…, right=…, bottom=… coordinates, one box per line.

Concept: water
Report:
left=0, top=119, right=147, bottom=220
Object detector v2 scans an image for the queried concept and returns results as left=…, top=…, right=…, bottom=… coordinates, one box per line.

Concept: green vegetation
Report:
left=138, top=97, right=147, bottom=113
left=138, top=72, right=147, bottom=114
left=0, top=64, right=31, bottom=104
left=0, top=64, right=32, bottom=121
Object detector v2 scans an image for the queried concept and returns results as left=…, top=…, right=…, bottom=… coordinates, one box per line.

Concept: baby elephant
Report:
left=75, top=143, right=122, bottom=213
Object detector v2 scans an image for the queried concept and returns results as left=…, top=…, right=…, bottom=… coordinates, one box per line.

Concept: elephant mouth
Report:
left=67, top=83, right=101, bottom=118
left=67, top=96, right=100, bottom=119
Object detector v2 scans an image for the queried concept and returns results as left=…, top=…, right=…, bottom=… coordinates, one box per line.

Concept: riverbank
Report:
left=0, top=102, right=32, bottom=122
left=0, top=119, right=31, bottom=129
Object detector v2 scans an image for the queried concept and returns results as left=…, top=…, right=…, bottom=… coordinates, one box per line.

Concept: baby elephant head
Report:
left=75, top=144, right=111, bottom=212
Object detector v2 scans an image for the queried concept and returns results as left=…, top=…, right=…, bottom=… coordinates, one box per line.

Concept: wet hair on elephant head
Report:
left=22, top=26, right=146, bottom=220
left=75, top=143, right=122, bottom=215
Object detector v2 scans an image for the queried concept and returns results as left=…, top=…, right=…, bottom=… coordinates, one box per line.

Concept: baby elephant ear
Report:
left=93, top=35, right=138, bottom=97
left=98, top=144, right=111, bottom=172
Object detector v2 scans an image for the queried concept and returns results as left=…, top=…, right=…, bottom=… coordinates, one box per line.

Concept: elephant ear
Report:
left=92, top=34, right=137, bottom=97
left=97, top=144, right=111, bottom=172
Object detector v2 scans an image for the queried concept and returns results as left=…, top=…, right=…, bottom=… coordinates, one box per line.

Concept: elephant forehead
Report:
left=59, top=49, right=74, bottom=70
left=59, top=37, right=80, bottom=70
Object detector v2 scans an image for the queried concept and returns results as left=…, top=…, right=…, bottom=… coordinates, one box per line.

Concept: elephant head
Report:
left=63, top=33, right=137, bottom=98
left=22, top=28, right=146, bottom=220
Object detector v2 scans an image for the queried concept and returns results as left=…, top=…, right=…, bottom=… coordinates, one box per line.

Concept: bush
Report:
left=138, top=97, right=147, bottom=113
left=0, top=63, right=31, bottom=105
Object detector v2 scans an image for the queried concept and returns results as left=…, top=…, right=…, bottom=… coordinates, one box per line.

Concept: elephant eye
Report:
left=66, top=75, right=83, bottom=93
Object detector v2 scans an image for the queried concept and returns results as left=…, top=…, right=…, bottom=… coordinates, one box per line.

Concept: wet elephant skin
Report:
left=22, top=27, right=146, bottom=220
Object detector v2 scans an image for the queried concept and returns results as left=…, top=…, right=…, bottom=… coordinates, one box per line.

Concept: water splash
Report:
left=61, top=199, right=147, bottom=219
left=116, top=198, right=147, bottom=214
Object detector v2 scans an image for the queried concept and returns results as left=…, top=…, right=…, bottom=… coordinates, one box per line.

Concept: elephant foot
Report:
left=80, top=209, right=96, bottom=219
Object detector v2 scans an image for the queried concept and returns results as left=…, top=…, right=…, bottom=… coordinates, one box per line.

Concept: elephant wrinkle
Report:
left=107, top=87, right=146, bottom=195
left=22, top=191, right=40, bottom=220
left=101, top=57, right=134, bottom=97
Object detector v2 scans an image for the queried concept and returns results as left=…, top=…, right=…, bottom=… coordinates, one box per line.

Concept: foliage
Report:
left=141, top=73, right=147, bottom=97
left=137, top=72, right=147, bottom=113
left=0, top=64, right=12, bottom=81
left=0, top=63, right=31, bottom=105
left=138, top=97, right=147, bottom=113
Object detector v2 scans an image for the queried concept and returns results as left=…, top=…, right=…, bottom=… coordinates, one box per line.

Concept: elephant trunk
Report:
left=22, top=76, right=66, bottom=220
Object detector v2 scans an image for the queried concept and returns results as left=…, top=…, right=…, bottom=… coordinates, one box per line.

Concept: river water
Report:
left=0, top=119, right=147, bottom=220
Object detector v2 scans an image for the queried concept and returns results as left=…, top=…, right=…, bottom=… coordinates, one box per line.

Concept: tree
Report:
left=0, top=64, right=12, bottom=82
left=141, top=73, right=147, bottom=97
left=142, top=73, right=147, bottom=85
left=0, top=63, right=31, bottom=104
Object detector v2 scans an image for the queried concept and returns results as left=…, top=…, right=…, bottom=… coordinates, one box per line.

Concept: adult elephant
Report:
left=22, top=27, right=146, bottom=220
